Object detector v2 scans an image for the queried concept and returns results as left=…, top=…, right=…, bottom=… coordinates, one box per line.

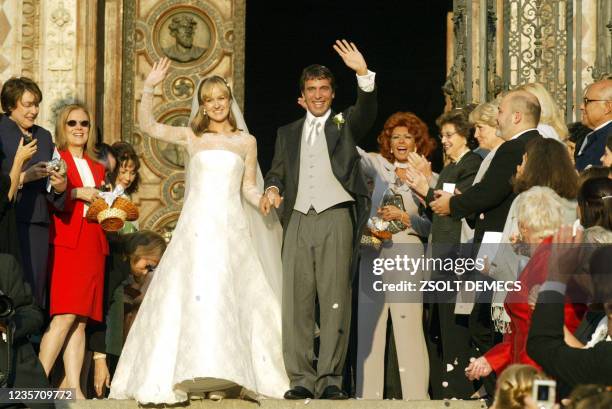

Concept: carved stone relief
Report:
left=502, top=0, right=572, bottom=117
left=39, top=0, right=78, bottom=131
left=0, top=0, right=18, bottom=79
left=587, top=0, right=612, bottom=81
left=21, top=0, right=40, bottom=81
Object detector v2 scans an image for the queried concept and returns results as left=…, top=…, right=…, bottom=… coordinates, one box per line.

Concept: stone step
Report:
left=55, top=399, right=487, bottom=409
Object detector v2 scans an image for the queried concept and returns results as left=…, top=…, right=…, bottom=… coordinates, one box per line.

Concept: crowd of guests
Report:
left=0, top=77, right=165, bottom=404
left=0, top=72, right=611, bottom=408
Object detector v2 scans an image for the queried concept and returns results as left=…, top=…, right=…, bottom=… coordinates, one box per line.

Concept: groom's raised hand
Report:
left=333, top=39, right=368, bottom=76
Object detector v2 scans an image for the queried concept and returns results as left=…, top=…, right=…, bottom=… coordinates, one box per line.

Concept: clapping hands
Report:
left=333, top=40, right=368, bottom=76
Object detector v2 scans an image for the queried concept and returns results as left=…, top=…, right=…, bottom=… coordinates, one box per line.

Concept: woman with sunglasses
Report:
left=39, top=104, right=108, bottom=398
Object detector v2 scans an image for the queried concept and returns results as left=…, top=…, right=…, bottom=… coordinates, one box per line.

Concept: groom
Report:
left=260, top=40, right=377, bottom=400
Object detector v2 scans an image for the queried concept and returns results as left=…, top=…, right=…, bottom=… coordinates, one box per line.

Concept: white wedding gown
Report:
left=109, top=91, right=289, bottom=403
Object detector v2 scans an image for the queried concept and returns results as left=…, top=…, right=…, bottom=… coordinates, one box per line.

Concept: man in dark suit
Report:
left=575, top=79, right=612, bottom=171
left=527, top=226, right=612, bottom=398
left=0, top=253, right=53, bottom=409
left=0, top=77, right=66, bottom=307
left=260, top=40, right=376, bottom=400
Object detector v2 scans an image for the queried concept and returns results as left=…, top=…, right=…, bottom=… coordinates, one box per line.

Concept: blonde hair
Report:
left=469, top=100, right=498, bottom=127
left=518, top=82, right=569, bottom=141
left=190, top=76, right=237, bottom=136
left=492, top=365, right=548, bottom=409
left=54, top=104, right=98, bottom=158
left=516, top=186, right=565, bottom=241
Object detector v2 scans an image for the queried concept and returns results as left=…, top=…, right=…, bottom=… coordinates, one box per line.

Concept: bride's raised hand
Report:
left=333, top=39, right=368, bottom=76
left=144, top=57, right=171, bottom=88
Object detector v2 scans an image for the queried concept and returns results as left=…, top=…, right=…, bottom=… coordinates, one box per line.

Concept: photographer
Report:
left=86, top=230, right=166, bottom=398
left=0, top=253, right=53, bottom=409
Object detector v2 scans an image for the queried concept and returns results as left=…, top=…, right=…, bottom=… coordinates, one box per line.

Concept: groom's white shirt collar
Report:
left=305, top=109, right=332, bottom=127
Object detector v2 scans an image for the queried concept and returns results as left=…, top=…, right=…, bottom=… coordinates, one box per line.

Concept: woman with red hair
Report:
left=355, top=111, right=435, bottom=400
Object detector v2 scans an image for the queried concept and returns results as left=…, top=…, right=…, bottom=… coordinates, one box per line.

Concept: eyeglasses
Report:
left=583, top=98, right=612, bottom=106
left=440, top=131, right=458, bottom=139
left=66, top=120, right=90, bottom=127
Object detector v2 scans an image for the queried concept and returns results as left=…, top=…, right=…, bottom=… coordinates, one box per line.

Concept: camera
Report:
left=532, top=379, right=556, bottom=409
left=45, top=158, right=67, bottom=176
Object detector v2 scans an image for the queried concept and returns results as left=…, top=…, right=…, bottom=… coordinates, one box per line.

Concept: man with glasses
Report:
left=575, top=79, right=612, bottom=171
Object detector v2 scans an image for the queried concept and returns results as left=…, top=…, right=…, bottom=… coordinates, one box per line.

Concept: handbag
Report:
left=381, top=187, right=407, bottom=234
left=360, top=186, right=407, bottom=249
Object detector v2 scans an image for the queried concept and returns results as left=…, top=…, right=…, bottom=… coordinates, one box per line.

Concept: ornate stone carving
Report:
left=161, top=13, right=210, bottom=63
left=0, top=2, right=12, bottom=75
left=21, top=0, right=40, bottom=80
left=443, top=0, right=467, bottom=108
left=172, top=76, right=195, bottom=99
left=121, top=0, right=137, bottom=145
left=40, top=0, right=78, bottom=131
left=48, top=0, right=74, bottom=70
left=587, top=0, right=612, bottom=81
left=503, top=0, right=572, bottom=115
left=486, top=0, right=503, bottom=100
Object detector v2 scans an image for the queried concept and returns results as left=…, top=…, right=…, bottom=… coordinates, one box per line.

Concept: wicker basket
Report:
left=97, top=207, right=128, bottom=232
left=86, top=198, right=109, bottom=222
left=360, top=228, right=392, bottom=251
left=112, top=197, right=139, bottom=221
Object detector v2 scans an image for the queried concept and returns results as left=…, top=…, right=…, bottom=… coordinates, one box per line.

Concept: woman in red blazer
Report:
left=38, top=104, right=108, bottom=398
left=465, top=187, right=586, bottom=380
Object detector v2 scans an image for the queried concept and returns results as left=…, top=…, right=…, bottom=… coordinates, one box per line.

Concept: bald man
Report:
left=575, top=79, right=612, bottom=171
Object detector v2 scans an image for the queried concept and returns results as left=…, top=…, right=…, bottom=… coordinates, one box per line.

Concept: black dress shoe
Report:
left=284, top=386, right=314, bottom=400
left=319, top=385, right=348, bottom=400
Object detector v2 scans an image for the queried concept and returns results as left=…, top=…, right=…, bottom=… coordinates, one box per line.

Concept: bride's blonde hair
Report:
left=190, top=76, right=237, bottom=135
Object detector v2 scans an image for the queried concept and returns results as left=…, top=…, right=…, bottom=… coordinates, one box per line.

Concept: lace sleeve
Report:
left=241, top=135, right=262, bottom=207
left=139, top=89, right=192, bottom=146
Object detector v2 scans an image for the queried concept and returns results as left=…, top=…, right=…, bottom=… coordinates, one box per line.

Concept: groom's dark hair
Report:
left=299, top=64, right=336, bottom=92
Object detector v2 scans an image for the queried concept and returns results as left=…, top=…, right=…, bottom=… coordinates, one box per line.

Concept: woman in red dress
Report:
left=39, top=104, right=108, bottom=398
left=464, top=186, right=586, bottom=380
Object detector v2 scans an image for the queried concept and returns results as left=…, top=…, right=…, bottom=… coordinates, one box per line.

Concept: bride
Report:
left=109, top=58, right=289, bottom=403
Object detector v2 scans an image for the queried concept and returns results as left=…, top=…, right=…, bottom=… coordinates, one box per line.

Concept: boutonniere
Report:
left=332, top=113, right=345, bottom=130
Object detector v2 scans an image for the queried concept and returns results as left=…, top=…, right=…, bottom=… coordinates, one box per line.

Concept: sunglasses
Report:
left=66, top=120, right=90, bottom=127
